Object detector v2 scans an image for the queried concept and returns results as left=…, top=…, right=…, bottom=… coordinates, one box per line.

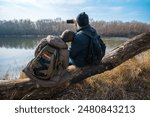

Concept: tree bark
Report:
left=0, top=33, right=150, bottom=99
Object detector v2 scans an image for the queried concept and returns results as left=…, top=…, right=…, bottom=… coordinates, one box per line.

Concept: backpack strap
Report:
left=81, top=31, right=95, bottom=39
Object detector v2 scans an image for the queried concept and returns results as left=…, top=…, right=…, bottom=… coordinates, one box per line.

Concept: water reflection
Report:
left=0, top=37, right=128, bottom=79
left=0, top=37, right=127, bottom=50
left=103, top=37, right=127, bottom=52
left=0, top=48, right=34, bottom=79
left=0, top=37, right=41, bottom=49
left=0, top=37, right=42, bottom=79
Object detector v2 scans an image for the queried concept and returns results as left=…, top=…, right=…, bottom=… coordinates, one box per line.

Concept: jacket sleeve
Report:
left=69, top=32, right=87, bottom=58
left=59, top=49, right=69, bottom=68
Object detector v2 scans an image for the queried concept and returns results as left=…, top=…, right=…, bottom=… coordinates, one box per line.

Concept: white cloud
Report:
left=0, top=0, right=86, bottom=20
left=1, top=0, right=86, bottom=6
left=44, top=0, right=86, bottom=5
left=0, top=0, right=148, bottom=22
left=0, top=1, right=80, bottom=20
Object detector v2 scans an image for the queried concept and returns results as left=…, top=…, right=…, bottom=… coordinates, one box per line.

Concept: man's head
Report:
left=76, top=12, right=89, bottom=27
left=61, top=30, right=75, bottom=42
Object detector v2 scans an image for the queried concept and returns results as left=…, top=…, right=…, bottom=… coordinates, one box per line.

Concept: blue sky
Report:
left=0, top=0, right=150, bottom=23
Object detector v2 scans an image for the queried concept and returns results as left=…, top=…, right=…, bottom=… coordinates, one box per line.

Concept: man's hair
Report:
left=61, top=30, right=75, bottom=42
left=76, top=12, right=89, bottom=27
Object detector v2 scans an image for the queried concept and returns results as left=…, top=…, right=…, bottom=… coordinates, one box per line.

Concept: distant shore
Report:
left=0, top=35, right=46, bottom=38
left=0, top=19, right=149, bottom=38
left=0, top=34, right=134, bottom=38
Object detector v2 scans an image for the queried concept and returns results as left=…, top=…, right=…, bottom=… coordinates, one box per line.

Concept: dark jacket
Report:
left=69, top=25, right=97, bottom=67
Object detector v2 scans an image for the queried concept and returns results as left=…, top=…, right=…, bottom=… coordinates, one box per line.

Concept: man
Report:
left=69, top=12, right=103, bottom=67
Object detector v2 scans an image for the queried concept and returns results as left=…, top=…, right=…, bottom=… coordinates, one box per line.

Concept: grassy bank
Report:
left=55, top=50, right=150, bottom=100
left=5, top=50, right=150, bottom=100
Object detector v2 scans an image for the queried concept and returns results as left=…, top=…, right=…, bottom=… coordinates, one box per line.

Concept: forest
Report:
left=0, top=18, right=150, bottom=37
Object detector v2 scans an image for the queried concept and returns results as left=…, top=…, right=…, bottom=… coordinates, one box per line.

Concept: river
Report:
left=0, top=37, right=128, bottom=80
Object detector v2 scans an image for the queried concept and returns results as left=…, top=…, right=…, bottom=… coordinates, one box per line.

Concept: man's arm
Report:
left=69, top=33, right=85, bottom=58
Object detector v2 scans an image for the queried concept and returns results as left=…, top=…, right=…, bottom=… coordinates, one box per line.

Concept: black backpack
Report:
left=82, top=31, right=106, bottom=65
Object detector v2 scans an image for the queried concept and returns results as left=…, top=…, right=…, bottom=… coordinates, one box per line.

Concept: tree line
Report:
left=0, top=18, right=149, bottom=37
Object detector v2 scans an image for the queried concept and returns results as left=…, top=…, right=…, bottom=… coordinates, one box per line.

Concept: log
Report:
left=0, top=33, right=150, bottom=99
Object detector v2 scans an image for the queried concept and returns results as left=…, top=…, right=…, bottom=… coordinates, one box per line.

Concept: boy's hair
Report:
left=61, top=30, right=75, bottom=42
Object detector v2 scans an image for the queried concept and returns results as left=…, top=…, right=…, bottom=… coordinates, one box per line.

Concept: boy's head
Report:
left=61, top=30, right=75, bottom=42
left=76, top=12, right=89, bottom=27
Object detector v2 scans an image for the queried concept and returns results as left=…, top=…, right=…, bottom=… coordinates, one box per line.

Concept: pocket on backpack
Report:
left=23, top=40, right=61, bottom=81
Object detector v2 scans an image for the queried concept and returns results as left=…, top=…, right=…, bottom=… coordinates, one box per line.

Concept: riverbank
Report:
left=0, top=34, right=136, bottom=38
left=1, top=36, right=150, bottom=99
left=0, top=35, right=46, bottom=38
left=1, top=50, right=150, bottom=99
left=0, top=19, right=149, bottom=38
left=54, top=50, right=150, bottom=100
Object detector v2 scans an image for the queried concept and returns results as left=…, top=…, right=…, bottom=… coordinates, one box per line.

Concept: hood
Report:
left=77, top=25, right=97, bottom=36
left=46, top=35, right=68, bottom=49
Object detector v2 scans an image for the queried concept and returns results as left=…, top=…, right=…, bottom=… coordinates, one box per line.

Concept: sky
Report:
left=0, top=0, right=150, bottom=23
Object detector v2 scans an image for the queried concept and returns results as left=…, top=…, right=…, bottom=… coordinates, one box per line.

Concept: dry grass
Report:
left=17, top=51, right=150, bottom=100
left=54, top=51, right=150, bottom=100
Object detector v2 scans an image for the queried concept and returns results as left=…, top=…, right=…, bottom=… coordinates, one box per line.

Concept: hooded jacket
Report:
left=69, top=25, right=97, bottom=67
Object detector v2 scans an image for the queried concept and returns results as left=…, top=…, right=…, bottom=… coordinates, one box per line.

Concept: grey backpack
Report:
left=23, top=39, right=61, bottom=80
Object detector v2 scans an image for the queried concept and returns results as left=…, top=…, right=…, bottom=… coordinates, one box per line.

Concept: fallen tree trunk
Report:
left=0, top=33, right=150, bottom=99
